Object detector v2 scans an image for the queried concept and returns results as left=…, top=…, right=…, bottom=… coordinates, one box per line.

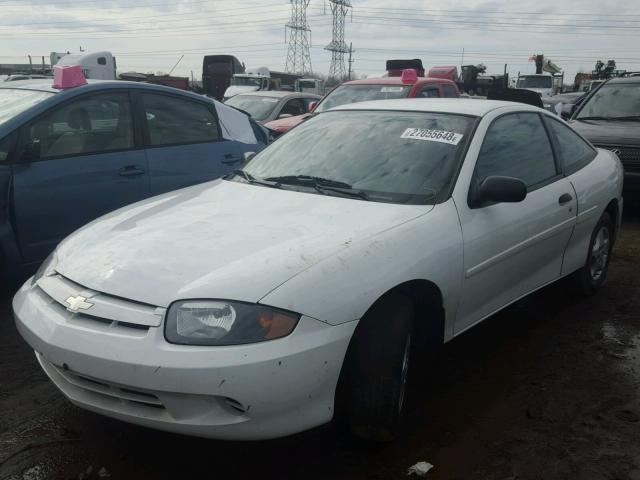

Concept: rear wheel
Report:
left=347, top=293, right=414, bottom=442
left=570, top=212, right=613, bottom=295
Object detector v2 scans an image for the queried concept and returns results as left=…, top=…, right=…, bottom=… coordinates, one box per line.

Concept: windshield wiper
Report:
left=265, top=175, right=353, bottom=189
left=608, top=116, right=640, bottom=121
left=230, top=170, right=281, bottom=189
left=264, top=175, right=370, bottom=200
left=577, top=116, right=614, bottom=121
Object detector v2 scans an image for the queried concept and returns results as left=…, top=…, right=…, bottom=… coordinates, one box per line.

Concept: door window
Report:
left=418, top=86, right=440, bottom=98
left=442, top=85, right=458, bottom=98
left=475, top=113, right=557, bottom=188
left=280, top=99, right=305, bottom=117
left=547, top=118, right=596, bottom=172
left=25, top=92, right=133, bottom=160
left=0, top=133, right=15, bottom=163
left=141, top=93, right=220, bottom=147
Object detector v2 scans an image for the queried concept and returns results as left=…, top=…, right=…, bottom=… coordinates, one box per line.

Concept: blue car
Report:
left=0, top=80, right=267, bottom=282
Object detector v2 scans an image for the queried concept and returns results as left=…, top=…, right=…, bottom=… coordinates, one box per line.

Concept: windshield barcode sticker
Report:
left=381, top=86, right=404, bottom=92
left=401, top=128, right=464, bottom=145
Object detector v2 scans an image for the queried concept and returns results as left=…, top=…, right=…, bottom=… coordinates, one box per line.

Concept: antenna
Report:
left=325, top=0, right=351, bottom=82
left=285, top=0, right=313, bottom=75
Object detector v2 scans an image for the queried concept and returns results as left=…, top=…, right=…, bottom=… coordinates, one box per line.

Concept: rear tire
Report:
left=569, top=212, right=613, bottom=296
left=348, top=293, right=414, bottom=442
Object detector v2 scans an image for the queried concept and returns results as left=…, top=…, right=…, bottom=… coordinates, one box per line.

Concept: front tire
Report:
left=570, top=212, right=613, bottom=295
left=347, top=293, right=414, bottom=442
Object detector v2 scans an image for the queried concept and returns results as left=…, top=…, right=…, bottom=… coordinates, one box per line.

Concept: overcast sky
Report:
left=1, top=0, right=640, bottom=82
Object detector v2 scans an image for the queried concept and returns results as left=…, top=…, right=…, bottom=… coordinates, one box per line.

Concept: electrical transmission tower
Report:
left=325, top=0, right=351, bottom=81
left=285, top=0, right=313, bottom=75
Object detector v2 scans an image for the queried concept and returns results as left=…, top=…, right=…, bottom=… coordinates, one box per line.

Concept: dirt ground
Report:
left=1, top=204, right=639, bottom=480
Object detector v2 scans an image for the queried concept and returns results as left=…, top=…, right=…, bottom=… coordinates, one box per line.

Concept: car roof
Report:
left=342, top=76, right=453, bottom=86
left=233, top=90, right=320, bottom=99
left=0, top=79, right=219, bottom=102
left=329, top=98, right=541, bottom=117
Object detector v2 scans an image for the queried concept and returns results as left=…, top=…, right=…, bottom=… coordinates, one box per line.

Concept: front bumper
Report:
left=13, top=281, right=356, bottom=440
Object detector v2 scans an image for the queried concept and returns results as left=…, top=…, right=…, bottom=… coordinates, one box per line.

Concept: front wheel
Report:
left=347, top=293, right=414, bottom=442
left=570, top=212, right=613, bottom=295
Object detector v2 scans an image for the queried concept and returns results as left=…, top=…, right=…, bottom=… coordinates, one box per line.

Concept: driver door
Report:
left=454, top=112, right=577, bottom=334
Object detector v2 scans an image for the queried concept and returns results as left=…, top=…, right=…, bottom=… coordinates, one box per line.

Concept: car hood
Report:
left=55, top=180, right=431, bottom=308
left=570, top=119, right=640, bottom=145
left=263, top=113, right=310, bottom=131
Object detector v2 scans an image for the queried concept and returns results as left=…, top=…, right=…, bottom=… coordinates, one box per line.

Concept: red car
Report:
left=264, top=70, right=460, bottom=134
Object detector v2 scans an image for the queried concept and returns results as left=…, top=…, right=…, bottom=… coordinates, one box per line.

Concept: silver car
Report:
left=224, top=90, right=320, bottom=124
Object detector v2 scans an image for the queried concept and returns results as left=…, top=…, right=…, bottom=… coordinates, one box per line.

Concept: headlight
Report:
left=32, top=251, right=58, bottom=286
left=165, top=300, right=300, bottom=346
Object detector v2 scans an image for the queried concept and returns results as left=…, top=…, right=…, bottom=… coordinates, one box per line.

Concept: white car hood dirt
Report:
left=55, top=180, right=431, bottom=308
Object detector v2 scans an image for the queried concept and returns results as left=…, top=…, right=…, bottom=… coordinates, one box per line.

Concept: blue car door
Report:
left=137, top=91, right=257, bottom=196
left=11, top=90, right=150, bottom=265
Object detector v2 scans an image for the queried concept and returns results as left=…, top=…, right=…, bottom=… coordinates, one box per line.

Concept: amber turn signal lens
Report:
left=258, top=311, right=298, bottom=340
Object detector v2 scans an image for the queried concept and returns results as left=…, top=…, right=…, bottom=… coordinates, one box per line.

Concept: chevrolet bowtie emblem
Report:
left=65, top=295, right=94, bottom=312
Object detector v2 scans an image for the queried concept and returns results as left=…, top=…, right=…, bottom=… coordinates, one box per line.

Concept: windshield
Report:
left=517, top=76, right=553, bottom=89
left=316, top=84, right=411, bottom=113
left=0, top=89, right=53, bottom=126
left=225, top=95, right=279, bottom=121
left=206, top=62, right=231, bottom=75
left=577, top=84, right=640, bottom=120
left=232, top=77, right=263, bottom=87
left=241, top=110, right=474, bottom=204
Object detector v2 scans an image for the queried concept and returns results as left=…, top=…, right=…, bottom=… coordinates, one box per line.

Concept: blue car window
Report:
left=141, top=93, right=220, bottom=147
left=26, top=92, right=134, bottom=160
left=0, top=134, right=12, bottom=162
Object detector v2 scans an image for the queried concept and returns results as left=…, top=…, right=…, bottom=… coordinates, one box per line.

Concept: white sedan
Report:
left=14, top=99, right=623, bottom=441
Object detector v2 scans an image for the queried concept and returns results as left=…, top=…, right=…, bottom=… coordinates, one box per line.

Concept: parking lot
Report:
left=0, top=203, right=637, bottom=480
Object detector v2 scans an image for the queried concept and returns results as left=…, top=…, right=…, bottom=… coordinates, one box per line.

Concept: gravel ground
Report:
left=1, top=205, right=639, bottom=480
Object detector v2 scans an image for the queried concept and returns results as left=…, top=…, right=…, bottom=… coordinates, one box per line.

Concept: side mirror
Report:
left=472, top=176, right=527, bottom=207
left=308, top=101, right=318, bottom=112
left=561, top=103, right=575, bottom=119
left=21, top=139, right=41, bottom=162
left=243, top=151, right=256, bottom=164
left=278, top=113, right=293, bottom=119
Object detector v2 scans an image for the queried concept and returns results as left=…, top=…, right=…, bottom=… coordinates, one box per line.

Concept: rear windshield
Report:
left=316, top=84, right=411, bottom=112
left=225, top=95, right=279, bottom=121
left=0, top=89, right=53, bottom=126
left=517, top=76, right=553, bottom=89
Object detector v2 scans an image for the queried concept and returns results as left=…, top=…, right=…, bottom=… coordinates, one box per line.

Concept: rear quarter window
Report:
left=547, top=118, right=596, bottom=173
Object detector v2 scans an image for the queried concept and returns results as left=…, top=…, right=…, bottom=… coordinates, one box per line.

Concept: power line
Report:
left=0, top=3, right=289, bottom=28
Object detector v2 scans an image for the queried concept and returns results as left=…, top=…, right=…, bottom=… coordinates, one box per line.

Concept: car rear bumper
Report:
left=13, top=280, right=356, bottom=440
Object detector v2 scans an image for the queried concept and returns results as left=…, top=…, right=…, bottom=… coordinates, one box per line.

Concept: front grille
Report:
left=36, top=273, right=165, bottom=330
left=595, top=144, right=640, bottom=173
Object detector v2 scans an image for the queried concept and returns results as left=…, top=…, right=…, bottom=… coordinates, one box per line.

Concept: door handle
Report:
left=119, top=166, right=145, bottom=177
left=558, top=193, right=573, bottom=205
left=222, top=154, right=241, bottom=165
